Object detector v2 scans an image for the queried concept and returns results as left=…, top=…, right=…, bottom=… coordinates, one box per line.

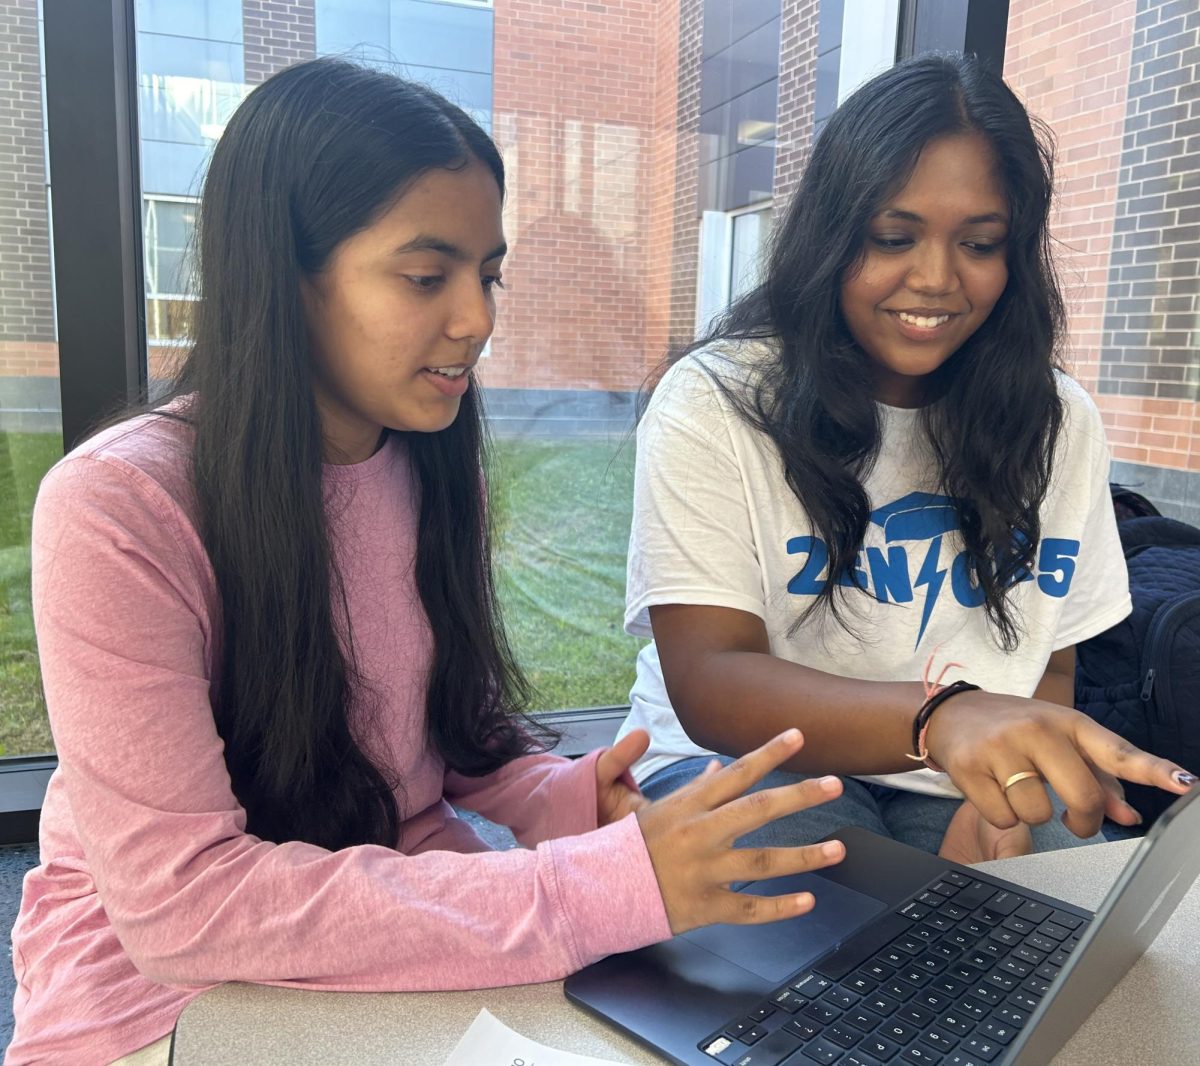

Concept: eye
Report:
left=482, top=274, right=505, bottom=292
left=404, top=275, right=443, bottom=291
left=963, top=240, right=1004, bottom=256
left=869, top=235, right=913, bottom=251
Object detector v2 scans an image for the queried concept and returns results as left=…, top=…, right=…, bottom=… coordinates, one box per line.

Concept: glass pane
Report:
left=390, top=0, right=493, bottom=73
left=143, top=199, right=198, bottom=298
left=730, top=207, right=771, bottom=302
left=1, top=0, right=61, bottom=756
left=135, top=0, right=243, bottom=42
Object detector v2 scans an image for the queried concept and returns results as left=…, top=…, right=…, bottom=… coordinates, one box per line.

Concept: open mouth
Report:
left=425, top=366, right=469, bottom=379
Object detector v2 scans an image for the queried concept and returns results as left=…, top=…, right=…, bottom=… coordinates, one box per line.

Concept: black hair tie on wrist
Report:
left=910, top=679, right=981, bottom=759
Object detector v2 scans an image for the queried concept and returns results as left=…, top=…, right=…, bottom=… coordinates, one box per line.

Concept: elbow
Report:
left=119, top=926, right=215, bottom=988
left=670, top=684, right=732, bottom=755
left=109, top=893, right=232, bottom=988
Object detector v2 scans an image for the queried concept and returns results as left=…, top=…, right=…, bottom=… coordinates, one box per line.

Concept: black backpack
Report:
left=1074, top=502, right=1200, bottom=824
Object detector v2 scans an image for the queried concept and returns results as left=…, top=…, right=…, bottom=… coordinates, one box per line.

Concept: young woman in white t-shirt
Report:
left=621, top=54, right=1197, bottom=863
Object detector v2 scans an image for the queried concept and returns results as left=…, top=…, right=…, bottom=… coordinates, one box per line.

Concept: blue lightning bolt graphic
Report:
left=913, top=535, right=946, bottom=648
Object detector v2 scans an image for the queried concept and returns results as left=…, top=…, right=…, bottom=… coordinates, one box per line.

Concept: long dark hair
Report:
left=684, top=54, right=1065, bottom=649
left=163, top=58, right=543, bottom=850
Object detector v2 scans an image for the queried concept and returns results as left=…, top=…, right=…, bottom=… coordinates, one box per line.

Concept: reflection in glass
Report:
left=139, top=75, right=249, bottom=147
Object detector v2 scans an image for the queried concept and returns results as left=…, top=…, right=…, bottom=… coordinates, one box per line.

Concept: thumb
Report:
left=989, top=822, right=1034, bottom=861
left=597, top=729, right=650, bottom=784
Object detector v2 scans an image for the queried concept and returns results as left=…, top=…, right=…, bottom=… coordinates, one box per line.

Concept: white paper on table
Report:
left=442, top=1008, right=633, bottom=1066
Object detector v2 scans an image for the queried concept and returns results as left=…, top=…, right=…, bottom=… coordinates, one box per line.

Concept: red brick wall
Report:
left=1006, top=0, right=1200, bottom=475
left=773, top=0, right=821, bottom=203
left=243, top=0, right=316, bottom=85
left=0, top=0, right=55, bottom=377
left=664, top=0, right=703, bottom=357
left=643, top=0, right=682, bottom=367
left=482, top=0, right=666, bottom=392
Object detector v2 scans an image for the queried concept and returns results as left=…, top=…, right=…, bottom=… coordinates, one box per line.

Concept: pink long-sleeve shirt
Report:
left=7, top=415, right=671, bottom=1065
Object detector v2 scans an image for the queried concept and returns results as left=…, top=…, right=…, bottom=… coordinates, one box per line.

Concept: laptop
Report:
left=565, top=784, right=1200, bottom=1066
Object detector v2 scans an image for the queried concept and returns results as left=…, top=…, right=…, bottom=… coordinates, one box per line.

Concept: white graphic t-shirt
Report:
left=620, top=343, right=1132, bottom=796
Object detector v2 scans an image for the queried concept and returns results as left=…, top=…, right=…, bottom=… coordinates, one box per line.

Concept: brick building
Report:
left=1, top=0, right=1198, bottom=515
left=1005, top=0, right=1200, bottom=516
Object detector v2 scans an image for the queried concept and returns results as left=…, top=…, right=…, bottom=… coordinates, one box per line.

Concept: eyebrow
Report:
left=880, top=209, right=1008, bottom=225
left=390, top=236, right=508, bottom=262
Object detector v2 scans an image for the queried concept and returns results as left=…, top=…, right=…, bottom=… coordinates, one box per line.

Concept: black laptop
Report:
left=564, top=784, right=1200, bottom=1066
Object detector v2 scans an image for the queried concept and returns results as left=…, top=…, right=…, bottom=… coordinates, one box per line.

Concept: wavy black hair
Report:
left=160, top=58, right=545, bottom=850
left=683, top=53, right=1065, bottom=649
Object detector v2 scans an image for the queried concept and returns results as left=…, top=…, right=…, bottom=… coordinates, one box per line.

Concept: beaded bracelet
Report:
left=905, top=679, right=980, bottom=772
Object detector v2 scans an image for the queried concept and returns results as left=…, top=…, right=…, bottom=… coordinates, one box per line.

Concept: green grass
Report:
left=490, top=436, right=645, bottom=712
left=0, top=431, right=61, bottom=756
left=0, top=431, right=642, bottom=756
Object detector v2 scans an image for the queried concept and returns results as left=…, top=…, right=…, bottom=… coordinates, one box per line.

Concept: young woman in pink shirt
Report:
left=7, top=59, right=847, bottom=1065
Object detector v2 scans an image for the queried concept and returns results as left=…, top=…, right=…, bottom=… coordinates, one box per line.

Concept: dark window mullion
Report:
left=43, top=0, right=146, bottom=452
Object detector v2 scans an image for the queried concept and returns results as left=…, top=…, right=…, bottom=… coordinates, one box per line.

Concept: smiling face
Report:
left=301, top=160, right=505, bottom=463
left=839, top=132, right=1010, bottom=408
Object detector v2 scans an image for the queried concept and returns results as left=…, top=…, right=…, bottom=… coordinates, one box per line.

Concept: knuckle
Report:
left=1076, top=781, right=1105, bottom=814
left=1015, top=713, right=1050, bottom=738
left=748, top=847, right=775, bottom=877
left=741, top=789, right=773, bottom=817
left=728, top=753, right=754, bottom=777
left=1109, top=739, right=1139, bottom=762
left=1022, top=802, right=1054, bottom=825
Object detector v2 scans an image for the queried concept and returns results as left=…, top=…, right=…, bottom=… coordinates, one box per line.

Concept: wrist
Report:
left=907, top=680, right=980, bottom=772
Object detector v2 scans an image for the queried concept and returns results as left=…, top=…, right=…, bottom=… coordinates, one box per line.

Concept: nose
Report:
left=906, top=241, right=959, bottom=297
left=446, top=276, right=496, bottom=347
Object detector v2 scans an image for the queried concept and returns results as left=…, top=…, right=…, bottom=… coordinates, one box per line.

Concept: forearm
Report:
left=1033, top=671, right=1073, bottom=707
left=1032, top=646, right=1077, bottom=708
left=670, top=648, right=928, bottom=776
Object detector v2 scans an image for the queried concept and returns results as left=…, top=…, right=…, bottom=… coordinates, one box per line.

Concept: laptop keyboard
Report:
left=700, top=869, right=1090, bottom=1066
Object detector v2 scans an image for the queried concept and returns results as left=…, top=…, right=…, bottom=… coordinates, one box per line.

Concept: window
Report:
left=1, top=0, right=62, bottom=759
left=696, top=205, right=773, bottom=333
left=144, top=197, right=199, bottom=350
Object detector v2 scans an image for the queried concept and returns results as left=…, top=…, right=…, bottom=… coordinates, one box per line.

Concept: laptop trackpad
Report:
left=680, top=872, right=888, bottom=983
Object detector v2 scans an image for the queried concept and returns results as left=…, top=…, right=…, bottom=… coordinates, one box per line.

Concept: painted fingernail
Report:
left=1173, top=770, right=1198, bottom=788
left=821, top=841, right=844, bottom=858
left=818, top=775, right=841, bottom=792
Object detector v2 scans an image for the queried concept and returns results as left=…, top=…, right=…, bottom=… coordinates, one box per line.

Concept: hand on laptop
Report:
left=924, top=692, right=1198, bottom=839
left=628, top=729, right=847, bottom=935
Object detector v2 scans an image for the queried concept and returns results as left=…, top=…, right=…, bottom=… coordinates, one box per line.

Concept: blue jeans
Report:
left=641, top=757, right=1103, bottom=855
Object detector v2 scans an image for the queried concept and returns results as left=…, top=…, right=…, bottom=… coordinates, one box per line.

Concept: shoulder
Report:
left=651, top=338, right=777, bottom=414
left=37, top=409, right=198, bottom=535
left=1054, top=369, right=1099, bottom=416
left=1052, top=370, right=1109, bottom=455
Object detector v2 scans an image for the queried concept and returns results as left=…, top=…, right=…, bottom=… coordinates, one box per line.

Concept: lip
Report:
left=421, top=365, right=473, bottom=398
left=886, top=309, right=960, bottom=342
left=890, top=307, right=958, bottom=317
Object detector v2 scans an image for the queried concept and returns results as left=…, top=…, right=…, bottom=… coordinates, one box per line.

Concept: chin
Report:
left=401, top=406, right=462, bottom=435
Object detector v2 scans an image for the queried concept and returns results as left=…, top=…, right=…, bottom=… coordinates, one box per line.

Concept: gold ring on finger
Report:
left=1002, top=770, right=1041, bottom=791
